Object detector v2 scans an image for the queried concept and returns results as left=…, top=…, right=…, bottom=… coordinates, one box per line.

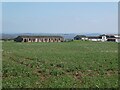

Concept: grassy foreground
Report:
left=2, top=41, right=119, bottom=88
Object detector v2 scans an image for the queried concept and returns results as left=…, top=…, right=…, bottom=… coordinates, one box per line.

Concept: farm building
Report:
left=87, top=36, right=102, bottom=41
left=104, top=34, right=120, bottom=42
left=14, top=36, right=64, bottom=42
left=74, top=35, right=103, bottom=41
left=74, top=35, right=86, bottom=40
left=112, top=34, right=120, bottom=42
left=74, top=34, right=120, bottom=42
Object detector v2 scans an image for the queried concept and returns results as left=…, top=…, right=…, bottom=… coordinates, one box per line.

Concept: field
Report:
left=2, top=41, right=119, bottom=88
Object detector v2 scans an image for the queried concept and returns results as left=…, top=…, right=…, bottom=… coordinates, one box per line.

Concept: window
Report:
left=24, top=39, right=27, bottom=42
left=45, top=38, right=47, bottom=42
left=33, top=39, right=35, bottom=41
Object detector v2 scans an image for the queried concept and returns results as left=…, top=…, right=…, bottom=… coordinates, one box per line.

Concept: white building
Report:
left=74, top=34, right=120, bottom=43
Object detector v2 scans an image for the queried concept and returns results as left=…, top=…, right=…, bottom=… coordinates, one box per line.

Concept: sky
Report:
left=2, top=2, right=118, bottom=34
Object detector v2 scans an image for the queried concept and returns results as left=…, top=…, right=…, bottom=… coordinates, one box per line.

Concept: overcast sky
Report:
left=2, top=2, right=118, bottom=34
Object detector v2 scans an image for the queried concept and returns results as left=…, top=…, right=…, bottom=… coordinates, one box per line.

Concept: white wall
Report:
left=116, top=39, right=120, bottom=42
left=88, top=39, right=102, bottom=41
left=101, top=36, right=107, bottom=42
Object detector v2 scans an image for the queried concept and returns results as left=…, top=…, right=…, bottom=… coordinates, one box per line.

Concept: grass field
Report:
left=2, top=41, right=119, bottom=88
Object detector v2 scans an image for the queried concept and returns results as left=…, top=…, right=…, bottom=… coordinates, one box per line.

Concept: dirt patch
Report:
left=73, top=71, right=83, bottom=79
left=105, top=69, right=118, bottom=76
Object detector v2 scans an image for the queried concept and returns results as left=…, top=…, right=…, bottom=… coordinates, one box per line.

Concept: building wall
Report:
left=88, top=39, right=102, bottom=41
left=114, top=34, right=120, bottom=38
left=116, top=39, right=120, bottom=42
left=21, top=37, right=63, bottom=42
left=81, top=37, right=88, bottom=41
left=101, top=36, right=107, bottom=42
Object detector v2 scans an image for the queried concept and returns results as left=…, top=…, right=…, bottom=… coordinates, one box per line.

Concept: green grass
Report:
left=2, top=41, right=119, bottom=88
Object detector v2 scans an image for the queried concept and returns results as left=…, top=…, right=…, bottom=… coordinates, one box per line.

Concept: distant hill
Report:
left=84, top=33, right=102, bottom=36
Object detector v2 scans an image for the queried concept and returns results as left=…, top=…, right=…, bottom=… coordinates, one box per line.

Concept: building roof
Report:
left=114, top=34, right=120, bottom=36
left=116, top=37, right=120, bottom=39
left=107, top=38, right=116, bottom=39
left=88, top=36, right=102, bottom=39
left=17, top=35, right=63, bottom=38
left=109, top=37, right=120, bottom=39
left=74, top=35, right=86, bottom=38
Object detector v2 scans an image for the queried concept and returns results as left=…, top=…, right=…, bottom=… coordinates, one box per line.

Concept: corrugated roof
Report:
left=18, top=35, right=63, bottom=38
left=88, top=36, right=102, bottom=39
left=108, top=37, right=120, bottom=39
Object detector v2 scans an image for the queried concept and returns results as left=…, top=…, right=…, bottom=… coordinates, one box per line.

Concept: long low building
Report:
left=74, top=34, right=120, bottom=42
left=87, top=36, right=102, bottom=41
left=14, top=36, right=64, bottom=42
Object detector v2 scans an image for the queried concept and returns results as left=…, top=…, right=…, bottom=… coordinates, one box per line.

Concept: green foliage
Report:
left=2, top=41, right=118, bottom=88
left=56, top=63, right=64, bottom=68
left=49, top=69, right=64, bottom=76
